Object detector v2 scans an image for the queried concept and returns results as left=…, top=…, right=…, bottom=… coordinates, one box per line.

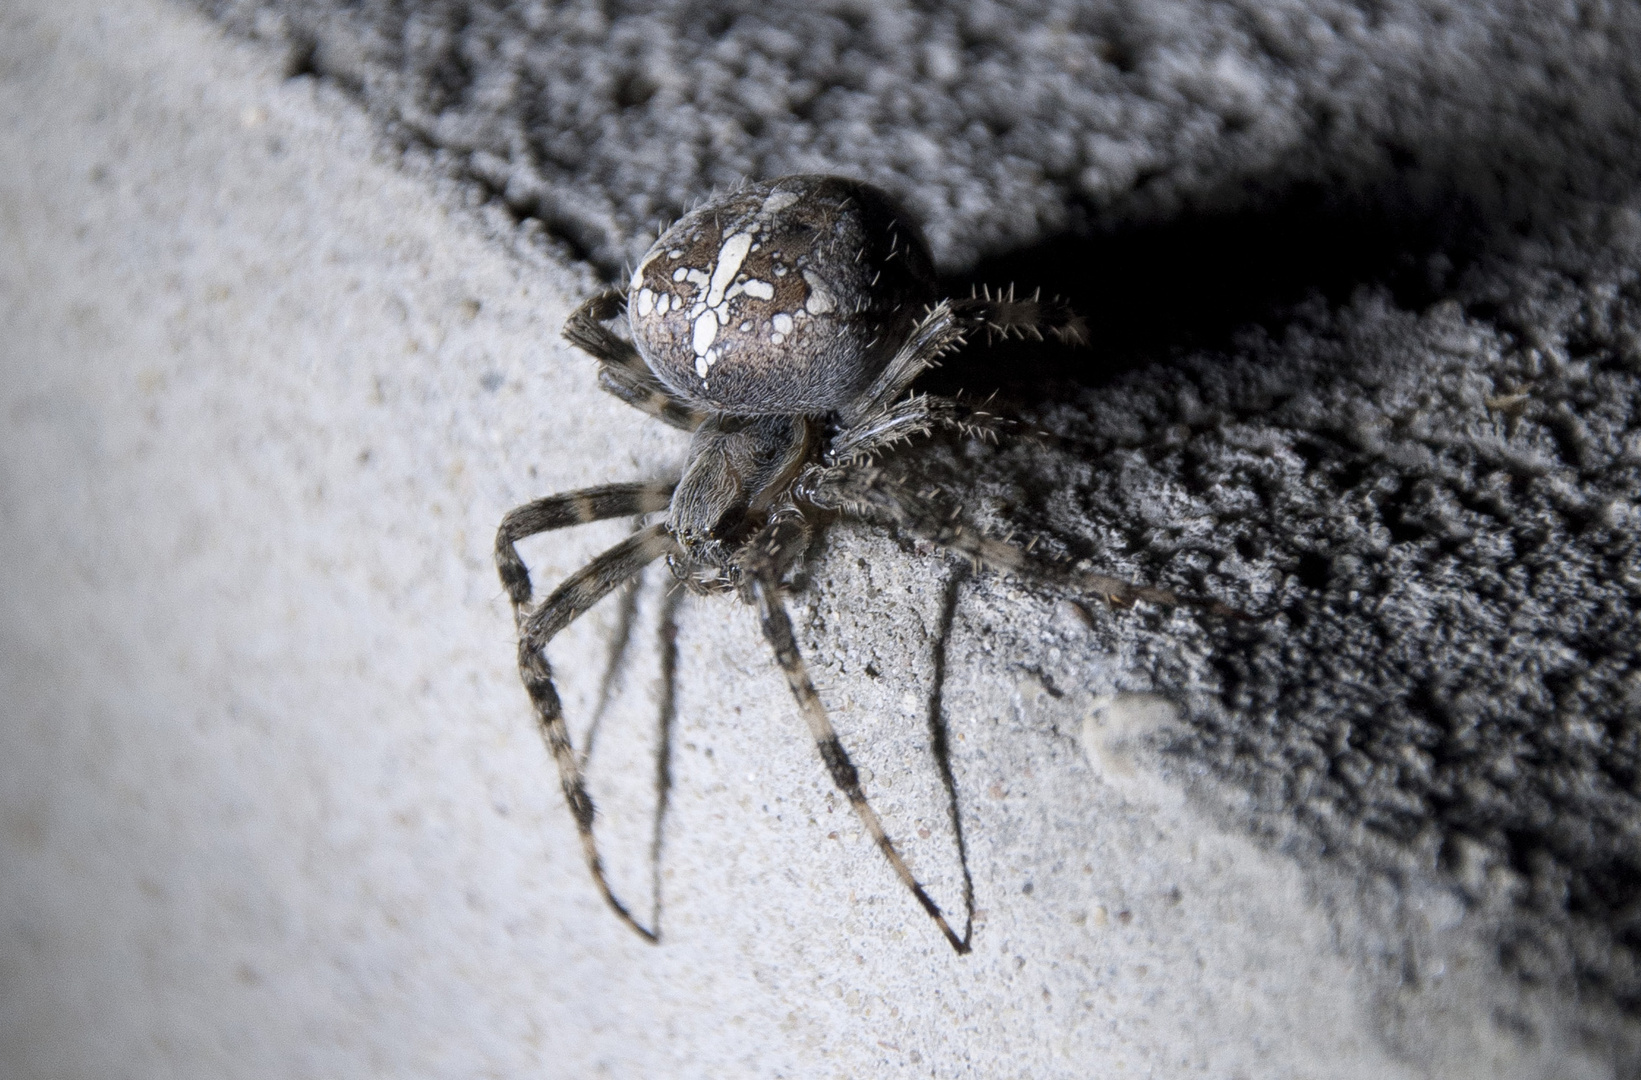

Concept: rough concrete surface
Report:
left=2, top=0, right=1639, bottom=1078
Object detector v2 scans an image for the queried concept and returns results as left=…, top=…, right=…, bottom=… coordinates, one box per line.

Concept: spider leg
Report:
left=843, top=289, right=1088, bottom=426
left=810, top=470, right=1243, bottom=618
left=516, top=522, right=681, bottom=941
left=564, top=291, right=708, bottom=431
left=955, top=284, right=1088, bottom=346
left=495, top=481, right=675, bottom=608
left=844, top=300, right=970, bottom=425
left=732, top=506, right=813, bottom=597
left=747, top=555, right=972, bottom=954
left=596, top=353, right=710, bottom=432
left=827, top=391, right=1011, bottom=465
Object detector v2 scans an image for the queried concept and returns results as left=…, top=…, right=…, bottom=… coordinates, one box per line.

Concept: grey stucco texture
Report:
left=3, top=0, right=1639, bottom=1077
left=200, top=0, right=1641, bottom=275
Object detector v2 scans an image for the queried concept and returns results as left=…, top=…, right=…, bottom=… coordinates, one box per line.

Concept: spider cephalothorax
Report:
left=496, top=175, right=1220, bottom=954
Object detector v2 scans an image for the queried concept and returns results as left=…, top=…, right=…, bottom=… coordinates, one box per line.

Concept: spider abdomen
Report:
left=628, top=175, right=937, bottom=416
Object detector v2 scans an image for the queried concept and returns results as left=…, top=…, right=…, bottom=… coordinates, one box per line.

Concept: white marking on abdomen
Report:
left=631, top=247, right=661, bottom=292
left=802, top=270, right=835, bottom=314
left=693, top=311, right=718, bottom=355
left=706, top=233, right=753, bottom=308
left=760, top=191, right=799, bottom=215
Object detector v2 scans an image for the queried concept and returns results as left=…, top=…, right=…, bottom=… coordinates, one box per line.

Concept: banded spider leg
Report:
left=737, top=509, right=974, bottom=954
left=496, top=481, right=677, bottom=939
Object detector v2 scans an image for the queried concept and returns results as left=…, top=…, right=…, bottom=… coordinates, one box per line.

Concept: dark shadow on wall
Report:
left=927, top=74, right=1641, bottom=405
left=928, top=180, right=1494, bottom=404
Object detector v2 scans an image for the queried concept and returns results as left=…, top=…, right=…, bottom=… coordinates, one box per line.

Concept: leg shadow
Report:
left=582, top=567, right=643, bottom=765
left=648, top=579, right=684, bottom=933
left=927, top=563, right=976, bottom=950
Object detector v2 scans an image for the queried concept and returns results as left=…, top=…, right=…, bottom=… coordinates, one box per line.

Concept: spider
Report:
left=495, top=175, right=1225, bottom=954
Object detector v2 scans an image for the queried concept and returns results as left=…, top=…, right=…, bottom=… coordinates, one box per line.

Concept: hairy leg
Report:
left=809, top=469, right=1243, bottom=617
left=516, top=523, right=681, bottom=941
left=826, top=392, right=1011, bottom=466
left=732, top=506, right=812, bottom=594
left=956, top=284, right=1088, bottom=346
left=843, top=300, right=970, bottom=425
left=736, top=511, right=971, bottom=952
left=749, top=572, right=971, bottom=953
left=496, top=480, right=675, bottom=607
left=842, top=288, right=1087, bottom=426
left=564, top=291, right=708, bottom=432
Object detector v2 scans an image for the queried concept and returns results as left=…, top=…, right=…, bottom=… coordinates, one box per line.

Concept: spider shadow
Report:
left=915, top=177, right=1500, bottom=560
left=925, top=563, right=977, bottom=949
left=582, top=561, right=683, bottom=937
left=924, top=181, right=1490, bottom=406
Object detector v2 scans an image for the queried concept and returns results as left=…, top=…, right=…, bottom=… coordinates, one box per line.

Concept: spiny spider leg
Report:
left=743, top=512, right=972, bottom=954
left=515, top=522, right=681, bottom=941
left=564, top=291, right=708, bottom=432
left=596, top=351, right=711, bottom=432
left=845, top=300, right=970, bottom=424
left=732, top=506, right=814, bottom=591
left=955, top=284, right=1089, bottom=345
left=827, top=392, right=1011, bottom=465
left=499, top=485, right=673, bottom=779
left=844, top=287, right=1088, bottom=427
left=812, top=471, right=1244, bottom=618
left=496, top=480, right=676, bottom=607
